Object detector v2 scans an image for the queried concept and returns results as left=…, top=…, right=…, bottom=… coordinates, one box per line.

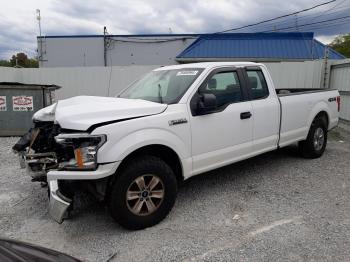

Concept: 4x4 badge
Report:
left=168, top=118, right=188, bottom=126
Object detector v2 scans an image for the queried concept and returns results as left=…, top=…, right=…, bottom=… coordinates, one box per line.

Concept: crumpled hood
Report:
left=33, top=96, right=167, bottom=130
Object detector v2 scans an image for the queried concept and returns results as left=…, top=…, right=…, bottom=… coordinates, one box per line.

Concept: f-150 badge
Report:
left=168, top=118, right=188, bottom=126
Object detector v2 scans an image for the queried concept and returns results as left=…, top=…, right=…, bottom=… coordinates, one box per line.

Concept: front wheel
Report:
left=108, top=155, right=177, bottom=230
left=298, top=117, right=328, bottom=158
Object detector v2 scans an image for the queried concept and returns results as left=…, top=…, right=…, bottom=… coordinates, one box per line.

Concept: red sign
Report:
left=12, top=96, right=34, bottom=111
left=0, top=96, right=6, bottom=111
left=13, top=96, right=32, bottom=106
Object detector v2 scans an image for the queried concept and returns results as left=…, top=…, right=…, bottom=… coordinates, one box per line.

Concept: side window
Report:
left=247, top=70, right=269, bottom=99
left=200, top=71, right=243, bottom=108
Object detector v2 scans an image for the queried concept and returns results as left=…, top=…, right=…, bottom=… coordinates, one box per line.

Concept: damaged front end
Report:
left=13, top=119, right=108, bottom=223
left=13, top=121, right=76, bottom=223
left=13, top=122, right=72, bottom=182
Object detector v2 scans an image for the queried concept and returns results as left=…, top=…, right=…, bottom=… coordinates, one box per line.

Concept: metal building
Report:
left=176, top=33, right=345, bottom=62
left=37, top=32, right=344, bottom=68
left=37, top=34, right=198, bottom=67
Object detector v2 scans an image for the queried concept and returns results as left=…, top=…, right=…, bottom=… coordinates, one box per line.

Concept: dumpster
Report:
left=0, top=82, right=61, bottom=136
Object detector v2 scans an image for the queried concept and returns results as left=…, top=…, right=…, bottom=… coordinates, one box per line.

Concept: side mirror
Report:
left=197, top=93, right=217, bottom=115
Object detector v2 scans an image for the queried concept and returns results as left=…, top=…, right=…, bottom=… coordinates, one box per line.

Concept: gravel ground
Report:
left=0, top=128, right=349, bottom=262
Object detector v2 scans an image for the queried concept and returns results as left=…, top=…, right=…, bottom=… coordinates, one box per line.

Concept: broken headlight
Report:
left=55, top=133, right=106, bottom=170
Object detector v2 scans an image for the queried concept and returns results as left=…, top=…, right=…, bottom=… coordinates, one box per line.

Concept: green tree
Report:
left=0, top=52, right=38, bottom=68
left=0, top=60, right=11, bottom=67
left=10, top=52, right=28, bottom=67
left=329, top=34, right=350, bottom=58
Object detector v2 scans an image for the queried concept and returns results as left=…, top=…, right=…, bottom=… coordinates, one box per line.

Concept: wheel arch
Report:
left=307, top=101, right=331, bottom=131
left=313, top=111, right=329, bottom=128
left=116, top=144, right=184, bottom=184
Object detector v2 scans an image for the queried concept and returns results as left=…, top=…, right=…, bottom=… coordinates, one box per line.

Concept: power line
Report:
left=308, top=0, right=347, bottom=22
left=215, top=0, right=336, bottom=33
left=283, top=18, right=350, bottom=32
left=106, top=36, right=196, bottom=43
left=259, top=14, right=350, bottom=33
left=254, top=2, right=350, bottom=32
left=250, top=4, right=350, bottom=32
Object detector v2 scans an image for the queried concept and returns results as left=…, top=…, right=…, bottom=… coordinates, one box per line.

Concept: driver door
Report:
left=189, top=68, right=253, bottom=175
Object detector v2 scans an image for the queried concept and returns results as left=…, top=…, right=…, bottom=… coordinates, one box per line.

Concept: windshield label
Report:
left=176, top=71, right=198, bottom=76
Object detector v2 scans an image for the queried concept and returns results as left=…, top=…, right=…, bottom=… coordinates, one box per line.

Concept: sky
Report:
left=0, top=0, right=349, bottom=59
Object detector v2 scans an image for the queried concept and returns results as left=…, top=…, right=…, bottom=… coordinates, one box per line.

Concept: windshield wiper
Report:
left=158, top=84, right=163, bottom=104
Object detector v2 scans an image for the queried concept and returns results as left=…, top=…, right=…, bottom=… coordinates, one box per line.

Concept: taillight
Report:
left=336, top=96, right=340, bottom=112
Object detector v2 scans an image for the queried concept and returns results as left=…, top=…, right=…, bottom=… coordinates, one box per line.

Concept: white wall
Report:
left=39, top=36, right=196, bottom=67
left=264, top=60, right=324, bottom=90
left=39, top=37, right=105, bottom=67
left=0, top=61, right=325, bottom=101
left=329, top=59, right=350, bottom=121
left=0, top=65, right=159, bottom=100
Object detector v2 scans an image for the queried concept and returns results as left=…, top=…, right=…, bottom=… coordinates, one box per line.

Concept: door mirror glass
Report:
left=197, top=93, right=217, bottom=115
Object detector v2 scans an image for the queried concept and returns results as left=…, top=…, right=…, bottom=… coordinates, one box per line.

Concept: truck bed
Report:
left=277, top=88, right=339, bottom=148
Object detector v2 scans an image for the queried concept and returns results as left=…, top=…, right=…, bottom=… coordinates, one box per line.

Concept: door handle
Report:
left=240, top=111, right=252, bottom=119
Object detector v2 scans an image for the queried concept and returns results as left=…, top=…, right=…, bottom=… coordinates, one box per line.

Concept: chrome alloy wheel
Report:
left=313, top=127, right=325, bottom=151
left=126, top=175, right=165, bottom=216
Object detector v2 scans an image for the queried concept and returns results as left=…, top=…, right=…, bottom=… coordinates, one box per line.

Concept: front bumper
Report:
left=47, top=162, right=119, bottom=223
left=48, top=180, right=72, bottom=223
left=47, top=162, right=120, bottom=181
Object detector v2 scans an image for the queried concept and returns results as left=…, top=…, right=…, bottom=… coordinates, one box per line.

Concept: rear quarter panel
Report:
left=279, top=90, right=339, bottom=147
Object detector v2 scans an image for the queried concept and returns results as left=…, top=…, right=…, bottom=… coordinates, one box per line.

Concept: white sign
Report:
left=176, top=71, right=198, bottom=76
left=12, top=96, right=34, bottom=111
left=0, top=96, right=6, bottom=111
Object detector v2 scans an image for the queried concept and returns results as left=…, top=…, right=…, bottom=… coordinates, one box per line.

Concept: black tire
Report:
left=298, top=117, right=328, bottom=159
left=108, top=155, right=177, bottom=230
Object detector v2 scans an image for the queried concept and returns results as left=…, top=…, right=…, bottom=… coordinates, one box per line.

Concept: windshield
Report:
left=118, top=68, right=203, bottom=104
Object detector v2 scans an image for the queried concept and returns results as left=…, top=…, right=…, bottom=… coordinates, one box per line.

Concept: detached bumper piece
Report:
left=25, top=152, right=57, bottom=181
left=48, top=180, right=72, bottom=223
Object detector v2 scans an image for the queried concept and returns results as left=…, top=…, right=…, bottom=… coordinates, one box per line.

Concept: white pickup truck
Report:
left=13, top=62, right=340, bottom=229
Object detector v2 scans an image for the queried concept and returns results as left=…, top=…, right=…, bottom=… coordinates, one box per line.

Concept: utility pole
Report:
left=294, top=14, right=299, bottom=31
left=103, top=26, right=107, bottom=67
left=323, top=45, right=329, bottom=89
left=36, top=9, right=42, bottom=66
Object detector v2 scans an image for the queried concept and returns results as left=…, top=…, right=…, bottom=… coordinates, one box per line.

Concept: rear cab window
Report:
left=246, top=69, right=269, bottom=100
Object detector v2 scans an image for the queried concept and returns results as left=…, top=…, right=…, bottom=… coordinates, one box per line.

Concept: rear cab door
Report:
left=243, top=66, right=280, bottom=154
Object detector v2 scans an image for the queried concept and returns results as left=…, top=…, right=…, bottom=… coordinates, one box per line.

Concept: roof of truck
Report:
left=155, top=62, right=262, bottom=71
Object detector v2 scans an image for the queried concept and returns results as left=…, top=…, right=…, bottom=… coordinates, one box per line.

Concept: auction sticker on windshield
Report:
left=176, top=71, right=198, bottom=76
left=0, top=96, right=6, bottom=111
left=12, top=96, right=34, bottom=111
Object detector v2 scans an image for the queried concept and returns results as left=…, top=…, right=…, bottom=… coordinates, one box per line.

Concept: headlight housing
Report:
left=55, top=133, right=106, bottom=170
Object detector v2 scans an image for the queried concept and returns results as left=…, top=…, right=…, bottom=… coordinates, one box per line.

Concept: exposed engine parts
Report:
left=13, top=121, right=75, bottom=180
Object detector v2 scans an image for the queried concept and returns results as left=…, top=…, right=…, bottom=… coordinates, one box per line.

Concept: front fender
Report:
left=97, top=128, right=191, bottom=164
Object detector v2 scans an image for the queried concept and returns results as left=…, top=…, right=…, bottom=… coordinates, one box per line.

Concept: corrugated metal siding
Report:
left=0, top=66, right=159, bottom=100
left=177, top=33, right=344, bottom=60
left=39, top=36, right=197, bottom=67
left=265, top=60, right=323, bottom=90
left=0, top=61, right=324, bottom=101
left=329, top=59, right=350, bottom=121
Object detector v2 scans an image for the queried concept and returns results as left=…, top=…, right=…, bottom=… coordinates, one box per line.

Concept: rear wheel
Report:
left=108, top=155, right=177, bottom=230
left=298, top=117, right=328, bottom=158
